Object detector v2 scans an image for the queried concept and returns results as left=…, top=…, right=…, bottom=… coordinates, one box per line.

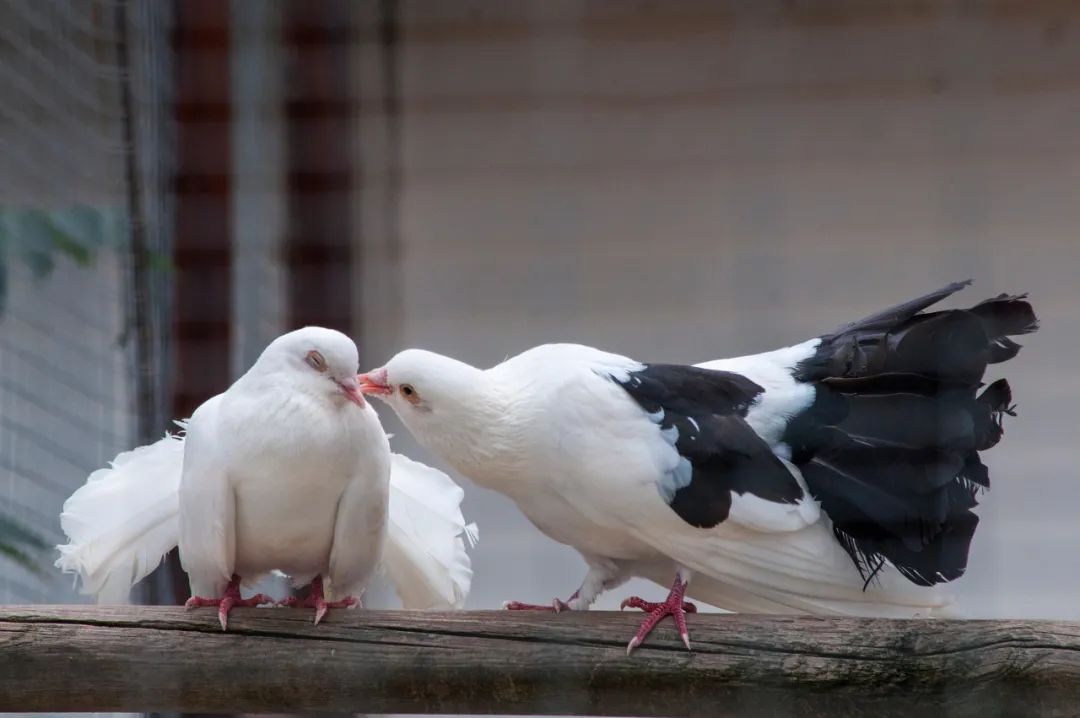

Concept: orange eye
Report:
left=306, top=350, right=328, bottom=372
left=399, top=384, right=420, bottom=403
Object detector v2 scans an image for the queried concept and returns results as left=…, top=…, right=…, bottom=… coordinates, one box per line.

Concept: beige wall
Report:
left=358, top=0, right=1080, bottom=616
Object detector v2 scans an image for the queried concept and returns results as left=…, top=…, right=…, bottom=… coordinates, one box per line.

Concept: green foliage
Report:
left=0, top=205, right=130, bottom=314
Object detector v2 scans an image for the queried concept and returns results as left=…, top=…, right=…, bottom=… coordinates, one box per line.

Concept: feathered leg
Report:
left=504, top=560, right=628, bottom=612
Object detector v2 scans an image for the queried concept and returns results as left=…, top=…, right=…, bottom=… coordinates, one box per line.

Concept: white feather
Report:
left=382, top=453, right=477, bottom=610
left=55, top=428, right=185, bottom=604
left=695, top=339, right=820, bottom=447
left=639, top=517, right=953, bottom=617
left=726, top=457, right=820, bottom=533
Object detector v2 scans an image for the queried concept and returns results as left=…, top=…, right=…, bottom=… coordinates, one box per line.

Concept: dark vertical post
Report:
left=114, top=0, right=157, bottom=448
left=379, top=0, right=400, bottom=256
left=283, top=0, right=355, bottom=333
left=172, top=0, right=232, bottom=419
left=379, top=0, right=402, bottom=327
left=156, top=0, right=233, bottom=605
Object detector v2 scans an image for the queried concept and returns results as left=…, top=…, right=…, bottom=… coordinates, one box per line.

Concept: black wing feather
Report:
left=612, top=364, right=804, bottom=530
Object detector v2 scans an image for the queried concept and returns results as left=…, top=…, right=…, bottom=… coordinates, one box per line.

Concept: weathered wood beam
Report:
left=2, top=607, right=1080, bottom=716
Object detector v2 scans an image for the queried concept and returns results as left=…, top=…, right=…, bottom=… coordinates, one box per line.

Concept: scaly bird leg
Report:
left=184, top=574, right=273, bottom=631
left=279, top=574, right=359, bottom=625
left=503, top=589, right=579, bottom=613
left=620, top=572, right=696, bottom=655
left=504, top=562, right=628, bottom=613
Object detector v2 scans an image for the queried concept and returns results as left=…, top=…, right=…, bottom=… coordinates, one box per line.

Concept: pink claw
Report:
left=184, top=574, right=273, bottom=631
left=278, top=575, right=359, bottom=625
left=503, top=599, right=570, bottom=612
left=503, top=589, right=579, bottom=613
left=620, top=575, right=696, bottom=654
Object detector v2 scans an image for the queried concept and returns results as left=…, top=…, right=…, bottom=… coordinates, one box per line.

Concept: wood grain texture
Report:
left=3, top=607, right=1080, bottom=716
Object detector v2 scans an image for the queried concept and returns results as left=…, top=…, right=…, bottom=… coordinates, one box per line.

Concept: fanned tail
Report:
left=55, top=429, right=184, bottom=603
left=382, top=453, right=478, bottom=610
left=58, top=432, right=478, bottom=609
left=785, top=281, right=1038, bottom=588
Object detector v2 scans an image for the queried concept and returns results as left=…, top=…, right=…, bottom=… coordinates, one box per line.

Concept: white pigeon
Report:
left=357, top=282, right=1037, bottom=653
left=57, top=327, right=477, bottom=629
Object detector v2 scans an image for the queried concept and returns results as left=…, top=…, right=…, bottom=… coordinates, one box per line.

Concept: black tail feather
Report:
left=786, top=281, right=1035, bottom=588
left=959, top=451, right=991, bottom=490
left=971, top=293, right=1039, bottom=337
left=840, top=393, right=984, bottom=451
left=824, top=280, right=973, bottom=338
left=820, top=372, right=971, bottom=396
left=970, top=294, right=1038, bottom=364
left=974, top=378, right=1015, bottom=451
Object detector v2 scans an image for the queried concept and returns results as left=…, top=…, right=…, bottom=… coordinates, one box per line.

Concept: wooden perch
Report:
left=3, top=607, right=1080, bottom=716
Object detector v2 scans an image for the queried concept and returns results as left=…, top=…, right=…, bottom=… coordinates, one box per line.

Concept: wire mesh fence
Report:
left=0, top=0, right=172, bottom=604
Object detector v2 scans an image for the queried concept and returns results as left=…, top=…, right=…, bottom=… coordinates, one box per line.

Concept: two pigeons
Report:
left=58, top=281, right=1037, bottom=653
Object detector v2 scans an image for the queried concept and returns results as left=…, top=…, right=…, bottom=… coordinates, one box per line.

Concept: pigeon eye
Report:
left=306, top=350, right=328, bottom=373
left=399, top=384, right=420, bottom=403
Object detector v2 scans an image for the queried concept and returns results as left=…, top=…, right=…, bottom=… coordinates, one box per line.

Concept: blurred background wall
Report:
left=1, top=0, right=1077, bottom=619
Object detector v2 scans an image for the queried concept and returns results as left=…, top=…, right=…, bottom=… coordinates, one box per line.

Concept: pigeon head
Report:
left=358, top=349, right=479, bottom=410
left=258, top=327, right=365, bottom=407
left=357, top=349, right=491, bottom=452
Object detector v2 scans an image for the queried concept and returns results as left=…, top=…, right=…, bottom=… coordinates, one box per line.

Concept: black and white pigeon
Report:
left=357, top=281, right=1038, bottom=653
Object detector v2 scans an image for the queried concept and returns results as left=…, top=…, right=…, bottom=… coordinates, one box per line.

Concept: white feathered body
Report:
left=177, top=385, right=391, bottom=597
left=230, top=399, right=387, bottom=582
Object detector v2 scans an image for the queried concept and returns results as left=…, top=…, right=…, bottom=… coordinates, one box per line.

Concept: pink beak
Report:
left=357, top=368, right=393, bottom=396
left=336, top=377, right=366, bottom=407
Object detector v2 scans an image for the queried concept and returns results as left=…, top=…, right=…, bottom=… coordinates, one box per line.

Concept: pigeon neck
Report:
left=414, top=374, right=529, bottom=490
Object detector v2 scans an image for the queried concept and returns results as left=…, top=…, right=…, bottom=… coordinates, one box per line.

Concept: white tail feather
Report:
left=57, top=433, right=477, bottom=609
left=55, top=431, right=185, bottom=604
left=382, top=453, right=477, bottom=610
left=646, top=520, right=953, bottom=617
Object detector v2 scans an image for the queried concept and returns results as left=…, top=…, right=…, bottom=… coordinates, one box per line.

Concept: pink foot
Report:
left=620, top=575, right=696, bottom=655
left=184, top=574, right=273, bottom=631
left=503, top=590, right=579, bottom=613
left=279, top=575, right=359, bottom=625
